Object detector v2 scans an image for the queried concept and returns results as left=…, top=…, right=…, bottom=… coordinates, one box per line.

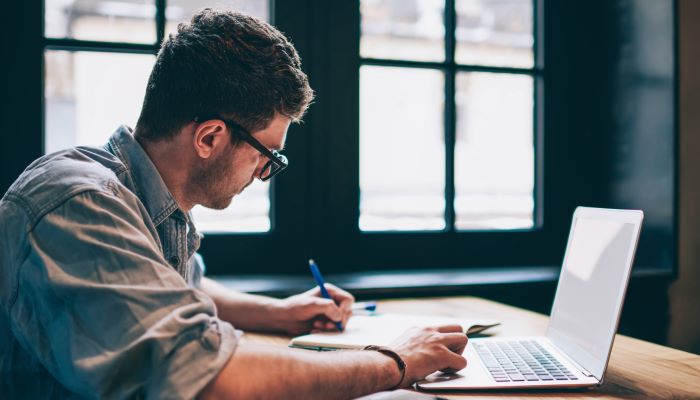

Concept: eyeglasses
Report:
left=194, top=116, right=288, bottom=181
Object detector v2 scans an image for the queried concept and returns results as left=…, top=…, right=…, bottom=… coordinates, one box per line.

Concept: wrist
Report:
left=364, top=345, right=407, bottom=390
left=264, top=297, right=287, bottom=326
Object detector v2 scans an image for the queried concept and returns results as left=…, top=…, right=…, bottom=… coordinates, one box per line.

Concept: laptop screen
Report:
left=547, top=208, right=642, bottom=381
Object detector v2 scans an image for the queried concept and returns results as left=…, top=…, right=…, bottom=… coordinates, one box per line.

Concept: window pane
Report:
left=455, top=0, right=534, bottom=68
left=361, top=0, right=445, bottom=62
left=360, top=66, right=445, bottom=231
left=165, top=0, right=270, bottom=35
left=44, top=50, right=153, bottom=153
left=191, top=180, right=270, bottom=233
left=45, top=0, right=156, bottom=44
left=455, top=72, right=534, bottom=230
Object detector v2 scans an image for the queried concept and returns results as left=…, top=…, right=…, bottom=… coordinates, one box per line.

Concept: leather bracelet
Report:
left=363, top=345, right=407, bottom=390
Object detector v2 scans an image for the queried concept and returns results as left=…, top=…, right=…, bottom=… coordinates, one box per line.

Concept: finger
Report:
left=436, top=324, right=465, bottom=334
left=313, top=320, right=325, bottom=330
left=441, top=350, right=468, bottom=372
left=338, top=296, right=353, bottom=313
left=453, top=337, right=468, bottom=356
left=340, top=307, right=353, bottom=328
left=439, top=332, right=469, bottom=352
left=304, top=298, right=342, bottom=322
left=324, top=283, right=355, bottom=304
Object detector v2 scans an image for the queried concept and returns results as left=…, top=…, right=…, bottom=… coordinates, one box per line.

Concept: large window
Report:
left=358, top=0, right=538, bottom=231
left=10, top=0, right=673, bottom=278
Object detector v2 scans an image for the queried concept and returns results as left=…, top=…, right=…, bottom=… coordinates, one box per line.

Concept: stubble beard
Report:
left=190, top=152, right=237, bottom=210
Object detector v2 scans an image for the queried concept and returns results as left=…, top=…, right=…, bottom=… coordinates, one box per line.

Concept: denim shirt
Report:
left=0, top=126, right=238, bottom=399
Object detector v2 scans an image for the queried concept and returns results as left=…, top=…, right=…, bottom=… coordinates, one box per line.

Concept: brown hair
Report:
left=135, top=8, right=314, bottom=141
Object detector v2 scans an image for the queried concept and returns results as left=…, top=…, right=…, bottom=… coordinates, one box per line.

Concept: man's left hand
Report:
left=272, top=283, right=354, bottom=335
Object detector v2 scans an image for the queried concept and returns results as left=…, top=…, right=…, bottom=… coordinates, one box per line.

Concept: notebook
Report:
left=289, top=313, right=500, bottom=350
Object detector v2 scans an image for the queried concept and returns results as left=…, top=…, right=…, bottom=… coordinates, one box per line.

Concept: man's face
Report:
left=192, top=114, right=290, bottom=210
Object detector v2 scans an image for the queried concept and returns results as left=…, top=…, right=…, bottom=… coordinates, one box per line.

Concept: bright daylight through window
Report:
left=359, top=0, right=536, bottom=231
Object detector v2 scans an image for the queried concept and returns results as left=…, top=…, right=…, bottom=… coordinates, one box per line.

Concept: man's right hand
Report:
left=390, top=324, right=469, bottom=387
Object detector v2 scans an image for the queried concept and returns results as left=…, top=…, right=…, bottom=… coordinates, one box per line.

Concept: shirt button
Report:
left=168, top=256, right=180, bottom=266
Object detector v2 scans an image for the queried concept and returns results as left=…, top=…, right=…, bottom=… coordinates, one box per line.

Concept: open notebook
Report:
left=289, top=313, right=500, bottom=350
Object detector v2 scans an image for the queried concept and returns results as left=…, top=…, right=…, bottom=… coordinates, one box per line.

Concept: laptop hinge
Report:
left=544, top=338, right=596, bottom=379
left=563, top=353, right=595, bottom=378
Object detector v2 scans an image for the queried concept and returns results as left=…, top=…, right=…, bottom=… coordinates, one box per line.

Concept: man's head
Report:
left=134, top=9, right=313, bottom=210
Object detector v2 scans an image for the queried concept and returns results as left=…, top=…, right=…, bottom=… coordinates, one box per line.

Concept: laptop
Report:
left=418, top=206, right=644, bottom=390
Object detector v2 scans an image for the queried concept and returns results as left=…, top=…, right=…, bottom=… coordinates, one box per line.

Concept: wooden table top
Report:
left=241, top=297, right=700, bottom=399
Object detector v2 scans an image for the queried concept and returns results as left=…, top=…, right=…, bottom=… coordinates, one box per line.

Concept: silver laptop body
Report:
left=418, top=207, right=644, bottom=390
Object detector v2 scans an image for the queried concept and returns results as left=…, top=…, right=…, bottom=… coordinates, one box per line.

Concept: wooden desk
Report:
left=242, top=296, right=700, bottom=399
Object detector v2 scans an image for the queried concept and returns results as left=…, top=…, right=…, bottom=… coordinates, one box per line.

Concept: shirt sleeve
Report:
left=9, top=188, right=238, bottom=399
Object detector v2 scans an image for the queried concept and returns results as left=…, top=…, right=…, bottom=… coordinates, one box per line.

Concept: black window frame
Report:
left=358, top=0, right=544, bottom=235
left=203, top=0, right=677, bottom=278
left=221, top=0, right=561, bottom=275
left=3, top=0, right=678, bottom=281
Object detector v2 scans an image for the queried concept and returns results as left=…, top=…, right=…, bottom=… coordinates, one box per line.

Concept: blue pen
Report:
left=352, top=301, right=377, bottom=312
left=308, top=259, right=344, bottom=331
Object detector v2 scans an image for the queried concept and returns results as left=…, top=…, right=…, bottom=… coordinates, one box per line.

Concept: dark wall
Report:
left=669, top=0, right=700, bottom=355
left=1, top=2, right=43, bottom=193
left=545, top=0, right=675, bottom=272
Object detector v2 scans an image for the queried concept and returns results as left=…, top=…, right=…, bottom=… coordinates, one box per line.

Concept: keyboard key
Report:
left=477, top=340, right=581, bottom=385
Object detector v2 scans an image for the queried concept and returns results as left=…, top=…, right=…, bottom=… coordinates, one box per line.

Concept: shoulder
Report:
left=2, top=146, right=130, bottom=226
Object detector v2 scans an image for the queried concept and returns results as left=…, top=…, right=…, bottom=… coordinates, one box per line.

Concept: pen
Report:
left=351, top=301, right=377, bottom=312
left=308, top=259, right=344, bottom=331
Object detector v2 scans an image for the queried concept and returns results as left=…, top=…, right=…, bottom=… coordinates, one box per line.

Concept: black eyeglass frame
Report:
left=193, top=116, right=288, bottom=181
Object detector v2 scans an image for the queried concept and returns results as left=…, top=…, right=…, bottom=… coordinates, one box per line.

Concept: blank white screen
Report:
left=547, top=218, right=638, bottom=380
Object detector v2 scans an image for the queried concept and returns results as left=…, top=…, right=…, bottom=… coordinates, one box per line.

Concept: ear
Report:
left=192, top=119, right=229, bottom=159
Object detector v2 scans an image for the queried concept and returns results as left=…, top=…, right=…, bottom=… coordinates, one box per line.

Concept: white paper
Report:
left=290, top=313, right=499, bottom=349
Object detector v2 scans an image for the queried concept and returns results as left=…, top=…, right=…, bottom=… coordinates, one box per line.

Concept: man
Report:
left=0, top=9, right=467, bottom=399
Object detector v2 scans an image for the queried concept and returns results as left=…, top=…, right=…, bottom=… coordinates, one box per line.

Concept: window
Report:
left=42, top=0, right=271, bottom=233
left=7, top=1, right=672, bottom=278
left=359, top=0, right=538, bottom=232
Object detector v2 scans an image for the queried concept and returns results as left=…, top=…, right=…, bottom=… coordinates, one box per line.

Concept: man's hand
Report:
left=272, top=283, right=355, bottom=335
left=201, top=323, right=469, bottom=400
left=390, top=324, right=469, bottom=387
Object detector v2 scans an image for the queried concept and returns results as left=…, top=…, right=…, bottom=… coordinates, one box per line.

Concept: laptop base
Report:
left=416, top=337, right=599, bottom=390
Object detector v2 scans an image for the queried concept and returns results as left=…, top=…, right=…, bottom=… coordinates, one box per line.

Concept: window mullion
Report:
left=444, top=0, right=457, bottom=232
left=156, top=0, right=166, bottom=46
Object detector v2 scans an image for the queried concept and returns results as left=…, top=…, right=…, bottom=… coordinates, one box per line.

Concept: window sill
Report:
left=210, top=266, right=671, bottom=298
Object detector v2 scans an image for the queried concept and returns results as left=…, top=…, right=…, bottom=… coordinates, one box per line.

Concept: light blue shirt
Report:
left=0, top=126, right=238, bottom=399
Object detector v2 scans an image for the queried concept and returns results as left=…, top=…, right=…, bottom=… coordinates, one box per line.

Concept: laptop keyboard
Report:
left=473, top=340, right=579, bottom=383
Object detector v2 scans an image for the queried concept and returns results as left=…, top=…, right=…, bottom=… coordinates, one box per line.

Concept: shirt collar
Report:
left=106, top=125, right=183, bottom=226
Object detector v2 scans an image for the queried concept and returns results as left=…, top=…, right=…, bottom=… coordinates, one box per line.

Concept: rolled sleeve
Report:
left=9, top=189, right=238, bottom=399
